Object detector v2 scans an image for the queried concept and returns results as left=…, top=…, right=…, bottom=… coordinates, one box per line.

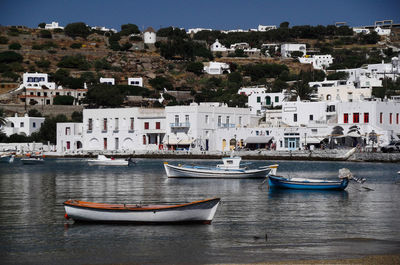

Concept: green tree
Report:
left=8, top=42, right=21, bottom=50
left=120, top=23, right=140, bottom=35
left=35, top=58, right=51, bottom=69
left=227, top=71, right=243, bottom=85
left=0, top=36, right=9, bottom=44
left=28, top=109, right=42, bottom=117
left=84, top=84, right=124, bottom=107
left=38, top=22, right=46, bottom=29
left=326, top=71, right=349, bottom=80
left=70, top=43, right=82, bottom=49
left=38, top=114, right=68, bottom=144
left=186, top=62, right=204, bottom=75
left=280, top=21, right=290, bottom=28
left=71, top=111, right=83, bottom=122
left=272, top=79, right=288, bottom=92
left=57, top=54, right=91, bottom=70
left=293, top=80, right=312, bottom=100
left=39, top=30, right=52, bottom=38
left=64, top=22, right=90, bottom=39
left=53, top=95, right=75, bottom=105
left=149, top=76, right=173, bottom=90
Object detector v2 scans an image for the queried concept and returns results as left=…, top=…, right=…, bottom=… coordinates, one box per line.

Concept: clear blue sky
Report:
left=0, top=0, right=399, bottom=31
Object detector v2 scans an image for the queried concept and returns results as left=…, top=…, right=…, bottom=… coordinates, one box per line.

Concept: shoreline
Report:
left=240, top=254, right=400, bottom=265
left=39, top=150, right=400, bottom=163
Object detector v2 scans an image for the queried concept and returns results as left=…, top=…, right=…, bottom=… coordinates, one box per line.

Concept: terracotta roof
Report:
left=144, top=27, right=155, bottom=33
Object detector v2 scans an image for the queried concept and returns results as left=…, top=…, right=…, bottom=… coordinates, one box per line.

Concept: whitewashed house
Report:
left=281, top=44, right=306, bottom=58
left=237, top=86, right=267, bottom=96
left=298, top=55, right=333, bottom=70
left=56, top=123, right=83, bottom=153
left=210, top=39, right=228, bottom=52
left=128, top=77, right=143, bottom=87
left=2, top=113, right=45, bottom=137
left=144, top=27, right=156, bottom=44
left=164, top=103, right=252, bottom=151
left=309, top=79, right=372, bottom=102
left=375, top=26, right=391, bottom=36
left=44, top=22, right=64, bottom=30
left=15, top=73, right=87, bottom=105
left=203, top=61, right=230, bottom=75
left=258, top=25, right=277, bottom=32
left=248, top=91, right=288, bottom=115
left=353, top=27, right=370, bottom=34
left=99, top=77, right=115, bottom=85
left=187, top=28, right=212, bottom=34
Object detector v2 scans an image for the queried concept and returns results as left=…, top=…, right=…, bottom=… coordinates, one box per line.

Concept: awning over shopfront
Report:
left=244, top=136, right=273, bottom=144
left=303, top=137, right=325, bottom=144
left=163, top=134, right=193, bottom=145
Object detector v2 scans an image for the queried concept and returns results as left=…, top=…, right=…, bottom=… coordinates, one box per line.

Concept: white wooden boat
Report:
left=0, top=154, right=15, bottom=163
left=164, top=156, right=278, bottom=179
left=21, top=157, right=44, bottom=165
left=87, top=155, right=134, bottom=166
left=64, top=198, right=221, bottom=224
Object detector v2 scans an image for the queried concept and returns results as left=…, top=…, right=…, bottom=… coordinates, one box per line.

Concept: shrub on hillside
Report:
left=0, top=36, right=9, bottom=44
left=64, top=22, right=90, bottom=39
left=57, top=54, right=91, bottom=70
left=0, top=51, right=23, bottom=63
left=8, top=42, right=21, bottom=50
left=186, top=62, right=204, bottom=75
left=35, top=59, right=51, bottom=68
left=70, top=43, right=82, bottom=49
left=39, top=30, right=52, bottom=38
left=53, top=95, right=75, bottom=105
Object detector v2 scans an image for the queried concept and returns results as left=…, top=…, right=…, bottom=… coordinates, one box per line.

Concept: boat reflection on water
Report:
left=267, top=188, right=349, bottom=200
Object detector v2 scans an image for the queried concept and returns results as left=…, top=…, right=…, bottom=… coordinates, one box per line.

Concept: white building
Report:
left=337, top=68, right=383, bottom=88
left=309, top=79, right=372, bottom=102
left=203, top=61, right=230, bottom=75
left=298, top=55, right=333, bottom=70
left=91, top=26, right=117, bottom=33
left=187, top=28, right=212, bottom=34
left=375, top=26, right=391, bottom=36
left=210, top=39, right=228, bottom=52
left=15, top=73, right=87, bottom=105
left=99, top=77, right=115, bottom=85
left=258, top=25, right=277, bottom=32
left=2, top=113, right=45, bottom=137
left=44, top=22, right=64, bottom=30
left=353, top=27, right=370, bottom=34
left=248, top=91, right=288, bottom=115
left=164, top=102, right=252, bottom=151
left=128, top=77, right=143, bottom=87
left=144, top=27, right=156, bottom=44
left=238, top=86, right=267, bottom=96
left=57, top=108, right=166, bottom=153
left=281, top=44, right=306, bottom=58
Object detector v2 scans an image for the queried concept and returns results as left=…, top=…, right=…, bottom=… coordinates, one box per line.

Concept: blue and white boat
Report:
left=267, top=168, right=356, bottom=190
left=0, top=153, right=15, bottom=164
left=164, top=156, right=278, bottom=179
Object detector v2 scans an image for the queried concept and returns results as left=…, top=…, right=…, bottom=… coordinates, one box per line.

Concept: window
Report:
left=294, top=114, right=297, bottom=122
left=218, top=116, right=221, bottom=127
left=185, top=115, right=189, bottom=124
left=226, top=116, right=230, bottom=125
left=144, top=122, right=149, bottom=130
left=175, top=115, right=179, bottom=125
left=20, top=122, right=24, bottom=127
left=66, top=141, right=70, bottom=150
left=103, top=118, right=107, bottom=131
left=353, top=113, right=359, bottom=123
left=156, top=122, right=160, bottom=129
left=205, top=115, right=209, bottom=124
left=142, top=135, right=146, bottom=145
left=115, top=138, right=119, bottom=150
left=88, top=118, right=93, bottom=131
left=275, top=96, right=279, bottom=103
left=238, top=116, right=242, bottom=125
left=65, top=127, right=71, bottom=135
left=265, top=96, right=271, bottom=105
left=115, top=118, right=119, bottom=131
left=389, top=113, right=392, bottom=124
left=309, top=115, right=313, bottom=121
left=257, top=96, right=261, bottom=103
left=33, top=122, right=36, bottom=128
left=397, top=113, right=399, bottom=124
left=130, top=118, right=134, bottom=131
left=103, top=138, right=107, bottom=150
left=364, top=113, right=369, bottom=123
left=380, top=112, right=383, bottom=124
left=344, top=113, right=348, bottom=124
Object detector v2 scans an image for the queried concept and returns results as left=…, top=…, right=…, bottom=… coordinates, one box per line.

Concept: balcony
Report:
left=218, top=123, right=235, bottom=128
left=170, top=122, right=190, bottom=128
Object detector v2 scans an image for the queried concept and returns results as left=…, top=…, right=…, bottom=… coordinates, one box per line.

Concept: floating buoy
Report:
left=64, top=213, right=70, bottom=220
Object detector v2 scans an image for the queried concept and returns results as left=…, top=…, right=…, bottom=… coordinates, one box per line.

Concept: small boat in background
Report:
left=267, top=168, right=361, bottom=191
left=164, top=156, right=278, bottom=179
left=0, top=153, right=15, bottom=163
left=21, top=153, right=44, bottom=165
left=87, top=155, right=134, bottom=166
left=64, top=198, right=221, bottom=224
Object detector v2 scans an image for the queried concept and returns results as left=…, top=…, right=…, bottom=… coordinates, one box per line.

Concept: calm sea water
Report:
left=1, top=158, right=400, bottom=264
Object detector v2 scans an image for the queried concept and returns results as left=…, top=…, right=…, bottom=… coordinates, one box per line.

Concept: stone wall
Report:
left=1, top=104, right=83, bottom=118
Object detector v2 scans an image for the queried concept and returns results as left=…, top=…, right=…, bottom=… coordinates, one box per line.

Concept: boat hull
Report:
left=268, top=175, right=349, bottom=190
left=21, top=158, right=44, bottom=165
left=64, top=198, right=220, bottom=224
left=164, top=163, right=270, bottom=179
left=88, top=160, right=129, bottom=166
